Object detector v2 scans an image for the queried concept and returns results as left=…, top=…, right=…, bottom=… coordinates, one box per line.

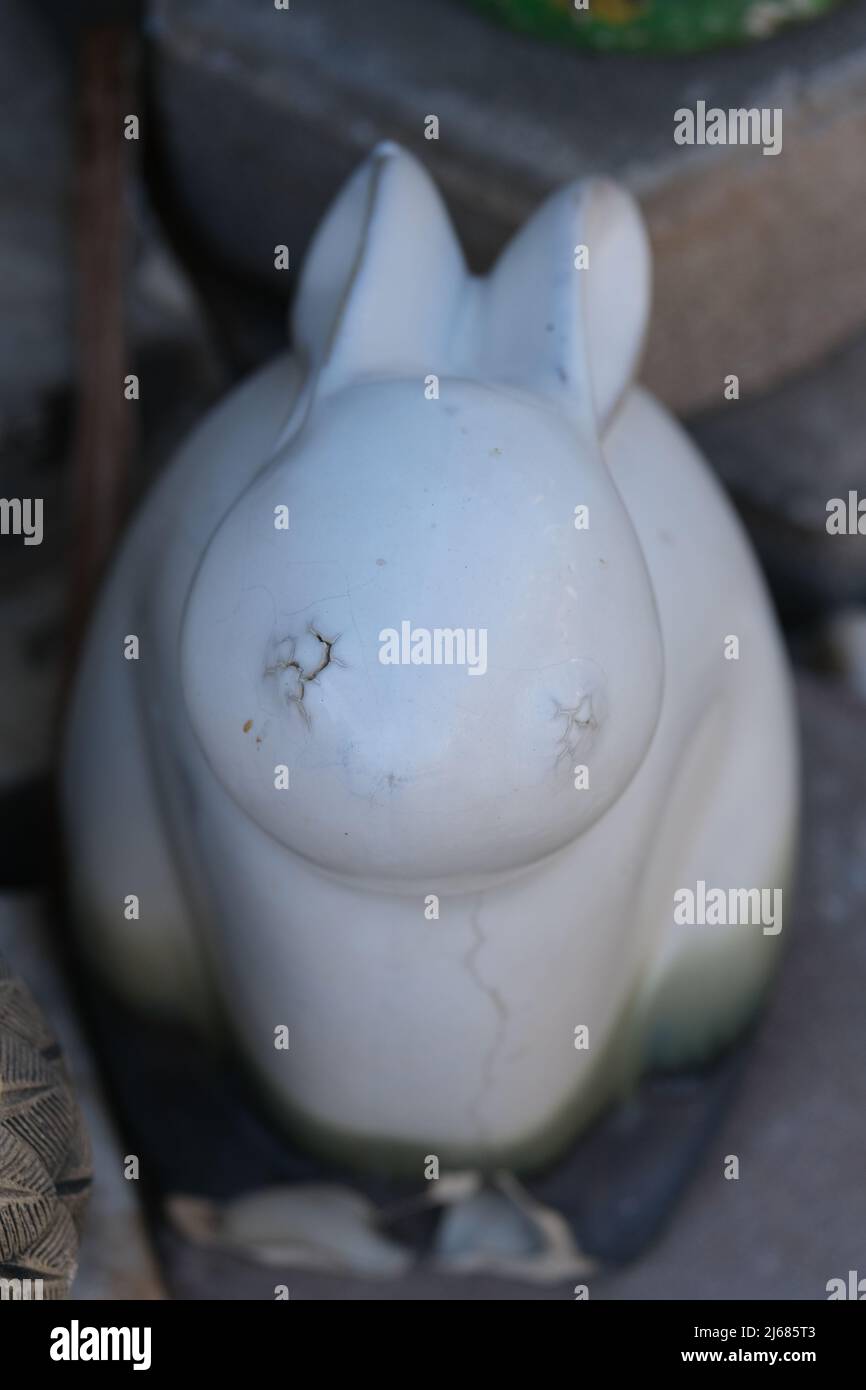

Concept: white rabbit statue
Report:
left=63, top=143, right=798, bottom=1173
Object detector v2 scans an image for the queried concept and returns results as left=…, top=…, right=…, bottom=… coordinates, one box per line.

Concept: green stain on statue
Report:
left=466, top=0, right=848, bottom=54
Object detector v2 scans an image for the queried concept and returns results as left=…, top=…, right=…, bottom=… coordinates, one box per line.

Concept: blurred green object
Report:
left=467, top=0, right=848, bottom=53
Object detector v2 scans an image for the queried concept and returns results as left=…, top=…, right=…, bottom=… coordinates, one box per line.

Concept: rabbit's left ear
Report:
left=293, top=143, right=467, bottom=396
left=479, top=179, right=651, bottom=432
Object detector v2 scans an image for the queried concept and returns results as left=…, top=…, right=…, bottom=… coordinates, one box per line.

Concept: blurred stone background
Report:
left=1, top=0, right=864, bottom=1300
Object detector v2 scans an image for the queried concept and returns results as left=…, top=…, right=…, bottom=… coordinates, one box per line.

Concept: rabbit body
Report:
left=63, top=146, right=798, bottom=1171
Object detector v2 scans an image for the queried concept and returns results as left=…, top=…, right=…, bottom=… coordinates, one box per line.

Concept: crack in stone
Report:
left=264, top=625, right=340, bottom=727
left=463, top=893, right=509, bottom=1145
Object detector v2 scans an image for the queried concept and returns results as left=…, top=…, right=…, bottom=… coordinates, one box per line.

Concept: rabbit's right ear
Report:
left=479, top=179, right=651, bottom=432
left=293, top=142, right=466, bottom=396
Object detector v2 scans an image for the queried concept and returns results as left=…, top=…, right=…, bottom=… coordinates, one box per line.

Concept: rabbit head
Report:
left=180, top=144, right=663, bottom=887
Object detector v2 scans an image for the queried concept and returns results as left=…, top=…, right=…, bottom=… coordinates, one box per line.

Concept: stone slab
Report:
left=688, top=324, right=866, bottom=618
left=149, top=0, right=866, bottom=412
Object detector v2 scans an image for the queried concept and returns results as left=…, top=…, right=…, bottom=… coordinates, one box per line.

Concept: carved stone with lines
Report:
left=0, top=954, right=91, bottom=1300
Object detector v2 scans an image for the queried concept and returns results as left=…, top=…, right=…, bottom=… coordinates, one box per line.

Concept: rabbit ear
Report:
left=293, top=143, right=467, bottom=396
left=478, top=179, right=650, bottom=432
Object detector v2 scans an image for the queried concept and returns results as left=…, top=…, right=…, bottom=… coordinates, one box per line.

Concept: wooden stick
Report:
left=66, top=25, right=135, bottom=686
